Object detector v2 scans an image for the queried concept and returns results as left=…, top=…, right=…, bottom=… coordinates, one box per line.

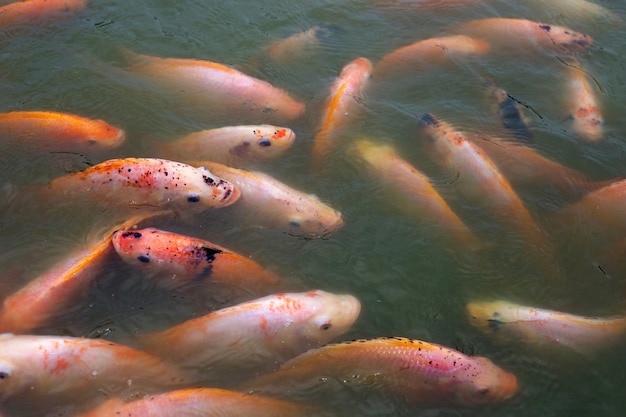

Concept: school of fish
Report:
left=0, top=0, right=624, bottom=416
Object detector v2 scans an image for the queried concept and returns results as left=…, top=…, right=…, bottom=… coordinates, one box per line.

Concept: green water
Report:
left=0, top=0, right=625, bottom=416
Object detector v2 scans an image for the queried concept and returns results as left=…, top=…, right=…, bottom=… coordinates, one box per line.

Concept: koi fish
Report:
left=192, top=161, right=343, bottom=238
left=0, top=111, right=125, bottom=153
left=156, top=125, right=295, bottom=167
left=563, top=58, right=604, bottom=142
left=111, top=227, right=284, bottom=295
left=136, top=290, right=360, bottom=378
left=467, top=300, right=626, bottom=354
left=351, top=140, right=481, bottom=252
left=0, top=0, right=86, bottom=28
left=122, top=50, right=305, bottom=121
left=455, top=18, right=593, bottom=54
left=311, top=57, right=372, bottom=171
left=522, top=0, right=622, bottom=25
left=484, top=79, right=533, bottom=143
left=416, top=114, right=559, bottom=278
left=372, top=35, right=490, bottom=80
left=241, top=337, right=518, bottom=406
left=77, top=388, right=317, bottom=417
left=0, top=213, right=164, bottom=334
left=38, top=158, right=239, bottom=214
left=0, top=334, right=189, bottom=407
left=259, top=24, right=337, bottom=64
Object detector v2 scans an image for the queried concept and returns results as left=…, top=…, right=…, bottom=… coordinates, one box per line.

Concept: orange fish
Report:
left=0, top=213, right=163, bottom=334
left=0, top=0, right=86, bottom=28
left=156, top=125, right=295, bottom=167
left=136, top=290, right=360, bottom=378
left=351, top=139, right=481, bottom=252
left=77, top=388, right=317, bottom=417
left=311, top=57, right=372, bottom=171
left=194, top=161, right=344, bottom=238
left=0, top=111, right=125, bottom=153
left=455, top=18, right=593, bottom=54
left=259, top=24, right=337, bottom=64
left=467, top=300, right=626, bottom=354
left=242, top=337, right=518, bottom=406
left=38, top=158, right=240, bottom=214
left=563, top=58, right=604, bottom=142
left=372, top=35, right=490, bottom=80
left=111, top=227, right=284, bottom=295
left=122, top=50, right=305, bottom=122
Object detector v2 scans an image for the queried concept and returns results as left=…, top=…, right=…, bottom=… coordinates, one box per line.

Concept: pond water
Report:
left=0, top=0, right=625, bottom=416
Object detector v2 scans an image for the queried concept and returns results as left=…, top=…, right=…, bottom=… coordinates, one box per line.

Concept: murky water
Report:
left=0, top=0, right=625, bottom=416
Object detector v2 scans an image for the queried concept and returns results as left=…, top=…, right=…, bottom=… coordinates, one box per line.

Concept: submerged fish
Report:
left=38, top=158, right=240, bottom=214
left=563, top=59, right=604, bottom=142
left=241, top=337, right=518, bottom=406
left=0, top=0, right=86, bottom=28
left=0, top=111, right=125, bottom=153
left=259, top=24, right=337, bottom=64
left=156, top=125, right=295, bottom=167
left=0, top=334, right=189, bottom=407
left=0, top=213, right=163, bottom=334
left=111, top=227, right=284, bottom=295
left=455, top=18, right=593, bottom=54
left=484, top=79, right=533, bottom=143
left=77, top=388, right=317, bottom=417
left=311, top=57, right=372, bottom=171
left=136, top=290, right=360, bottom=376
left=351, top=139, right=481, bottom=252
left=467, top=300, right=626, bottom=354
left=193, top=161, right=343, bottom=238
left=122, top=50, right=305, bottom=121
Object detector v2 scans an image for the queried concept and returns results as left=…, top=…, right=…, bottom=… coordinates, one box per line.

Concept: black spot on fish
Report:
left=121, top=231, right=142, bottom=239
left=187, top=194, right=200, bottom=203
left=203, top=175, right=215, bottom=185
left=487, top=319, right=502, bottom=331
left=417, top=113, right=438, bottom=127
left=259, top=138, right=271, bottom=147
left=539, top=24, right=551, bottom=32
left=138, top=255, right=150, bottom=263
left=196, top=246, right=223, bottom=263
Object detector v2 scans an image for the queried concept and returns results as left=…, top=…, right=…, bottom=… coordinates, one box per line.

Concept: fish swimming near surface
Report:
left=350, top=139, right=481, bottom=252
left=521, top=0, right=622, bottom=25
left=111, top=227, right=284, bottom=296
left=121, top=49, right=305, bottom=122
left=257, top=24, right=338, bottom=65
left=76, top=388, right=319, bottom=417
left=35, top=158, right=240, bottom=215
left=455, top=18, right=593, bottom=54
left=135, top=290, right=361, bottom=379
left=484, top=79, right=533, bottom=143
left=0, top=0, right=86, bottom=28
left=0, top=213, right=164, bottom=334
left=311, top=57, right=372, bottom=171
left=563, top=58, right=604, bottom=142
left=191, top=161, right=344, bottom=238
left=156, top=125, right=295, bottom=167
left=0, top=111, right=125, bottom=154
left=241, top=337, right=518, bottom=407
left=467, top=300, right=626, bottom=354
left=0, top=334, right=190, bottom=410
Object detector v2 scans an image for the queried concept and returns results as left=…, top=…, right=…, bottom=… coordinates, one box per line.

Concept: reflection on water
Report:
left=0, top=0, right=625, bottom=416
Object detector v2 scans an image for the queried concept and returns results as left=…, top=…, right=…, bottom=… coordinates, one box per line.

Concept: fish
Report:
left=484, top=79, right=533, bottom=143
left=0, top=0, right=86, bottom=28
left=190, top=161, right=344, bottom=238
left=350, top=139, right=481, bottom=252
left=37, top=158, right=240, bottom=214
left=563, top=58, right=604, bottom=142
left=455, top=18, right=593, bottom=54
left=76, top=388, right=318, bottom=417
left=0, top=213, right=165, bottom=334
left=136, top=290, right=361, bottom=378
left=467, top=300, right=626, bottom=354
left=0, top=111, right=125, bottom=153
left=259, top=24, right=337, bottom=64
left=241, top=337, right=518, bottom=407
left=522, top=0, right=622, bottom=25
left=416, top=114, right=559, bottom=278
left=0, top=334, right=190, bottom=408
left=111, top=227, right=284, bottom=295
left=311, top=57, right=372, bottom=171
left=121, top=49, right=305, bottom=122
left=156, top=125, right=295, bottom=167
left=372, top=35, right=490, bottom=80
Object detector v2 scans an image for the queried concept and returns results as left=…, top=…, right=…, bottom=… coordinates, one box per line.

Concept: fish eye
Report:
left=320, top=322, right=332, bottom=331
left=188, top=194, right=200, bottom=203
left=477, top=388, right=490, bottom=396
left=259, top=138, right=271, bottom=147
left=289, top=220, right=301, bottom=228
left=0, top=372, right=8, bottom=380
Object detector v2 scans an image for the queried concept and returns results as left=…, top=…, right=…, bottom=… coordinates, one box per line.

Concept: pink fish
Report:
left=0, top=0, right=86, bottom=28
left=564, top=58, right=604, bottom=142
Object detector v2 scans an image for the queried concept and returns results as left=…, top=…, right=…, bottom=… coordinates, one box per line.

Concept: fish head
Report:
left=538, top=24, right=593, bottom=53
left=177, top=166, right=240, bottom=211
left=286, top=204, right=344, bottom=238
left=466, top=300, right=520, bottom=333
left=291, top=290, right=361, bottom=349
left=89, top=120, right=126, bottom=150
left=0, top=360, right=16, bottom=402
left=239, top=125, right=295, bottom=159
left=453, top=356, right=518, bottom=405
